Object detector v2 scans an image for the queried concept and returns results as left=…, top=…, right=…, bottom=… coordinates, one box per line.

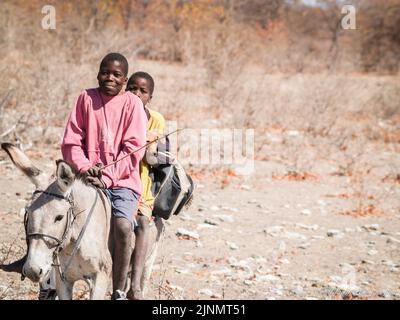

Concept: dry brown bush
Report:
left=0, top=0, right=398, bottom=179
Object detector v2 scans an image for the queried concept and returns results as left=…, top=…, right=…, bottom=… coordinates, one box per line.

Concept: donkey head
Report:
left=1, top=143, right=76, bottom=282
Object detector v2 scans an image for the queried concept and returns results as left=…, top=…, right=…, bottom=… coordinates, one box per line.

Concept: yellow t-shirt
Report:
left=139, top=108, right=166, bottom=207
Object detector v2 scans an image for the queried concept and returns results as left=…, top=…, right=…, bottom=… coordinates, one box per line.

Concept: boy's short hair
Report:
left=128, top=71, right=155, bottom=95
left=100, top=53, right=129, bottom=76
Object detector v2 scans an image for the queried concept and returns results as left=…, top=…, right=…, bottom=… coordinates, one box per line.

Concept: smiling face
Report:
left=126, top=76, right=152, bottom=106
left=97, top=60, right=128, bottom=96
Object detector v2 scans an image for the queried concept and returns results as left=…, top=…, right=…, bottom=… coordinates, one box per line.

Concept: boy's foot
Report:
left=0, top=254, right=27, bottom=274
left=111, top=290, right=127, bottom=300
left=127, top=289, right=143, bottom=300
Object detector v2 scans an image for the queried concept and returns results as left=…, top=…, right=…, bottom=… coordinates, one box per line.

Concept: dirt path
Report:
left=0, top=154, right=399, bottom=300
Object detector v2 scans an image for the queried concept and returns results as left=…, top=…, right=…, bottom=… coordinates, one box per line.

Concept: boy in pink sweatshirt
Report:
left=61, top=52, right=147, bottom=300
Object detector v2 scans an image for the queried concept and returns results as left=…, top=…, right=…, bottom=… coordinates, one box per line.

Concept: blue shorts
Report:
left=104, top=188, right=139, bottom=229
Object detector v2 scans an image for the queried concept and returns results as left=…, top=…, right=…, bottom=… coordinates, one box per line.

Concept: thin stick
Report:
left=100, top=128, right=183, bottom=171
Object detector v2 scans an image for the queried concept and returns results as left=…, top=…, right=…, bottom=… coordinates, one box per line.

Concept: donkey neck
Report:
left=72, top=179, right=96, bottom=204
left=65, top=180, right=98, bottom=239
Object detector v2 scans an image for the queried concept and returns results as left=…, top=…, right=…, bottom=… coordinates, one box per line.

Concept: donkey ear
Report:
left=1, top=143, right=44, bottom=188
left=55, top=159, right=64, bottom=167
left=56, top=160, right=75, bottom=192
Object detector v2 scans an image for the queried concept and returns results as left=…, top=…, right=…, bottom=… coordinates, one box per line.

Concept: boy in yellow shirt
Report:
left=125, top=71, right=166, bottom=299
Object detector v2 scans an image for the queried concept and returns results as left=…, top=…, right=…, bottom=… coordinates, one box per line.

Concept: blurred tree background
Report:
left=0, top=0, right=399, bottom=149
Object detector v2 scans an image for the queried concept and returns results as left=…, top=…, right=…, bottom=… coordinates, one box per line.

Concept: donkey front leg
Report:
left=141, top=219, right=165, bottom=297
left=140, top=240, right=159, bottom=297
left=90, top=271, right=110, bottom=300
left=55, top=272, right=74, bottom=300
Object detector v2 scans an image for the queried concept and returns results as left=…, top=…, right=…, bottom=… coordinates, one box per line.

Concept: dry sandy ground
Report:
left=0, top=145, right=399, bottom=300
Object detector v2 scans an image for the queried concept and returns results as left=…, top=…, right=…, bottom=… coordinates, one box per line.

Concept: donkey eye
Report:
left=54, top=215, right=64, bottom=222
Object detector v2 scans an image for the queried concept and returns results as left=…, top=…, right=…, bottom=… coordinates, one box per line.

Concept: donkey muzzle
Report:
left=22, top=262, right=44, bottom=283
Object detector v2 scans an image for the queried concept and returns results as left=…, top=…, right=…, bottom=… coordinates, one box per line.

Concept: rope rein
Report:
left=100, top=128, right=182, bottom=171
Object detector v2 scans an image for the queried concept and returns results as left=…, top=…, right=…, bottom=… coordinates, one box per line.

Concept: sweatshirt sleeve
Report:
left=61, top=91, right=92, bottom=173
left=101, top=96, right=147, bottom=187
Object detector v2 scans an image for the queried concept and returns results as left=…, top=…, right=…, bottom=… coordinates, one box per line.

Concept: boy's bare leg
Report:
left=112, top=217, right=132, bottom=296
left=127, top=215, right=150, bottom=300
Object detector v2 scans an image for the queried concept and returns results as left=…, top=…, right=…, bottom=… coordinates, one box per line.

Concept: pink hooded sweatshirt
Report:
left=61, top=88, right=147, bottom=196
